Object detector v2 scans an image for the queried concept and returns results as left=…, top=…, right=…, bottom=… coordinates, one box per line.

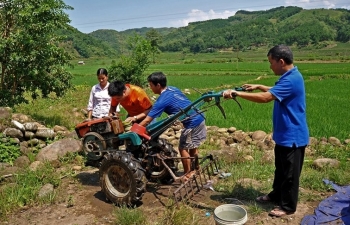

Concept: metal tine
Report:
left=172, top=155, right=220, bottom=203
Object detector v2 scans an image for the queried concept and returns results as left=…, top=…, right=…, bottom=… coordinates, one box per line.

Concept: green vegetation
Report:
left=2, top=3, right=350, bottom=223
left=55, top=7, right=350, bottom=58
left=0, top=134, right=21, bottom=165
left=0, top=163, right=61, bottom=218
left=108, top=34, right=153, bottom=86
left=0, top=0, right=73, bottom=107
left=113, top=206, right=147, bottom=225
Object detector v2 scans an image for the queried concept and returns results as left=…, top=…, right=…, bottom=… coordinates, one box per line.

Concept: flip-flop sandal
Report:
left=268, top=207, right=294, bottom=217
left=256, top=195, right=271, bottom=203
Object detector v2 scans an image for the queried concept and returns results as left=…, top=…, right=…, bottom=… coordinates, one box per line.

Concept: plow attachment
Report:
left=170, top=154, right=220, bottom=205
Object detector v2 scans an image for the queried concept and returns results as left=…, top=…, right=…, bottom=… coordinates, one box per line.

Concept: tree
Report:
left=108, top=34, right=152, bottom=87
left=0, top=0, right=73, bottom=107
left=145, top=28, right=162, bottom=63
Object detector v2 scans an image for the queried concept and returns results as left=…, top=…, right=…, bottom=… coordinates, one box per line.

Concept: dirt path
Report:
left=3, top=168, right=318, bottom=225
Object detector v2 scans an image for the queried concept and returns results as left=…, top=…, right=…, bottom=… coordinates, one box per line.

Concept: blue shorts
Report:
left=179, top=121, right=207, bottom=150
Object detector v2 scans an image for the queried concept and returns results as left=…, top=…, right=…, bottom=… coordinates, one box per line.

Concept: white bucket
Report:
left=213, top=204, right=248, bottom=225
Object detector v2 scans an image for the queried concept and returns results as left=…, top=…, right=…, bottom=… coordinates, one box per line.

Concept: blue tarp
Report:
left=301, top=179, right=350, bottom=225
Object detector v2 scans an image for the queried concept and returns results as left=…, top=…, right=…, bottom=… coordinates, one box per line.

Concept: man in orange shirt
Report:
left=108, top=80, right=152, bottom=123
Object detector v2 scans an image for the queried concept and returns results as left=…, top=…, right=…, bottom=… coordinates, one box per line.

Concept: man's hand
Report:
left=242, top=84, right=259, bottom=91
left=222, top=90, right=238, bottom=99
left=125, top=116, right=137, bottom=123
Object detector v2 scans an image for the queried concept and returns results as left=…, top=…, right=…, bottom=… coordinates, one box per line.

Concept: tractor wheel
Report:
left=82, top=132, right=106, bottom=161
left=99, top=151, right=147, bottom=206
left=150, top=139, right=179, bottom=183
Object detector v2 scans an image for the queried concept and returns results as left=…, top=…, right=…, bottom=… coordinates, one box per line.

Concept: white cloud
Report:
left=170, top=9, right=236, bottom=27
left=284, top=0, right=337, bottom=9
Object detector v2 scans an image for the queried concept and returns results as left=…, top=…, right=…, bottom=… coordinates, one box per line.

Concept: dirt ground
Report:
left=2, top=168, right=320, bottom=225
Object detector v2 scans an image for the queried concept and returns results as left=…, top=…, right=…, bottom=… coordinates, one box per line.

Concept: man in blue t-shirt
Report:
left=139, top=72, right=207, bottom=181
left=223, top=45, right=309, bottom=217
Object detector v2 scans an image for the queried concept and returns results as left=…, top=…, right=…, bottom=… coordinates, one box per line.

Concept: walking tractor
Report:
left=75, top=88, right=245, bottom=205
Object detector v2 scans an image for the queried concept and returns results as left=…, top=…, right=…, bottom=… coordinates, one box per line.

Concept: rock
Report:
left=227, top=127, right=237, bottom=133
left=3, top=128, right=23, bottom=139
left=23, top=122, right=38, bottom=132
left=35, top=128, right=55, bottom=139
left=207, top=126, right=219, bottom=131
left=251, top=130, right=266, bottom=141
left=0, top=166, right=19, bottom=177
left=53, top=125, right=68, bottom=132
left=217, top=128, right=228, bottom=133
left=35, top=138, right=82, bottom=162
left=38, top=183, right=54, bottom=198
left=12, top=113, right=30, bottom=123
left=261, top=150, right=274, bottom=164
left=308, top=137, right=318, bottom=146
left=328, top=137, right=342, bottom=147
left=232, top=131, right=246, bottom=143
left=27, top=138, right=40, bottom=147
left=313, top=158, right=340, bottom=169
left=11, top=120, right=25, bottom=131
left=256, top=141, right=269, bottom=151
left=13, top=156, right=30, bottom=168
left=24, top=131, right=35, bottom=139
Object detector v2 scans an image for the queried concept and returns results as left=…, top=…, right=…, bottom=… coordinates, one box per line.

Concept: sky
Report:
left=64, top=0, right=350, bottom=34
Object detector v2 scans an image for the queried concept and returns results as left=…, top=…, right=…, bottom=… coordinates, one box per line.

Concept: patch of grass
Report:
left=113, top=205, right=147, bottom=225
left=0, top=162, right=60, bottom=218
left=158, top=203, right=201, bottom=225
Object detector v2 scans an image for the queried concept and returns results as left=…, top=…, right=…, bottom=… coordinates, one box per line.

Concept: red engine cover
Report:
left=75, top=117, right=111, bottom=138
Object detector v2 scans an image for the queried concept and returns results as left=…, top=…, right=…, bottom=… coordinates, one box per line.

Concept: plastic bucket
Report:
left=214, top=204, right=247, bottom=225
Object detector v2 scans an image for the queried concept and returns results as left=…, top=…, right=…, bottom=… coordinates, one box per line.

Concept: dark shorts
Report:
left=179, top=121, right=207, bottom=150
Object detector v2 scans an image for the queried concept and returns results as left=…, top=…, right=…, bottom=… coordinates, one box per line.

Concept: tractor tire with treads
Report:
left=149, top=138, right=179, bottom=182
left=99, top=151, right=147, bottom=205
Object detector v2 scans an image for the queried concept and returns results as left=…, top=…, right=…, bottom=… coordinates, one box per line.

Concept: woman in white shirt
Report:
left=86, top=68, right=114, bottom=120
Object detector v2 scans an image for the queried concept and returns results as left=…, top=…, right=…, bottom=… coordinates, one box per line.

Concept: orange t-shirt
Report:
left=111, top=84, right=152, bottom=116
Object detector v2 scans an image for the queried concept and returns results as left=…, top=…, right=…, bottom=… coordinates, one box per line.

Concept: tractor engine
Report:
left=75, top=117, right=124, bottom=161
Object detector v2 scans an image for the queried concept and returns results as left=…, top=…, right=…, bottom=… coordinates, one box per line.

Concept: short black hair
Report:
left=147, top=72, right=167, bottom=88
left=267, top=45, right=293, bottom=65
left=108, top=80, right=126, bottom=96
left=96, top=68, right=108, bottom=76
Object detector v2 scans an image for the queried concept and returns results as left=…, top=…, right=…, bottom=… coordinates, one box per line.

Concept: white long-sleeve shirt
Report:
left=87, top=82, right=111, bottom=118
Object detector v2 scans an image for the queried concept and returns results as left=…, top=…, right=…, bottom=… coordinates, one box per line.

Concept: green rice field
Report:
left=64, top=49, right=350, bottom=141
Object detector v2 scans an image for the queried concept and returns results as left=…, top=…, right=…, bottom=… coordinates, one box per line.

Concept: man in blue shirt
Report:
left=223, top=45, right=309, bottom=217
left=139, top=72, right=207, bottom=181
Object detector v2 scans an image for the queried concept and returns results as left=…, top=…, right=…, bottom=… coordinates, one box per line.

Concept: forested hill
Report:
left=61, top=6, right=350, bottom=58
left=159, top=6, right=350, bottom=52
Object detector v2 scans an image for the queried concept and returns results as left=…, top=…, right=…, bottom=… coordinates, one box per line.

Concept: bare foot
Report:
left=181, top=170, right=196, bottom=183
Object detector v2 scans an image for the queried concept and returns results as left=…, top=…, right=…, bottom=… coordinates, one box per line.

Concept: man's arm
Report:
left=109, top=105, right=117, bottom=116
left=237, top=91, right=276, bottom=103
left=139, top=115, right=154, bottom=126
left=126, top=108, right=152, bottom=122
left=223, top=90, right=276, bottom=103
left=243, top=84, right=272, bottom=92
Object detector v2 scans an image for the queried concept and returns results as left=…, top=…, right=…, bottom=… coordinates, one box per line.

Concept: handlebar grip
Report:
left=234, top=86, right=246, bottom=91
left=231, top=92, right=237, bottom=97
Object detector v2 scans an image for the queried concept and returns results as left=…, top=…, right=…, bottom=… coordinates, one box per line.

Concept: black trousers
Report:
left=267, top=144, right=306, bottom=212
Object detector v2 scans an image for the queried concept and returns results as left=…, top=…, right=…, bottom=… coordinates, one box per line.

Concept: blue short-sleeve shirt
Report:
left=148, top=86, right=204, bottom=128
left=269, top=67, right=309, bottom=147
